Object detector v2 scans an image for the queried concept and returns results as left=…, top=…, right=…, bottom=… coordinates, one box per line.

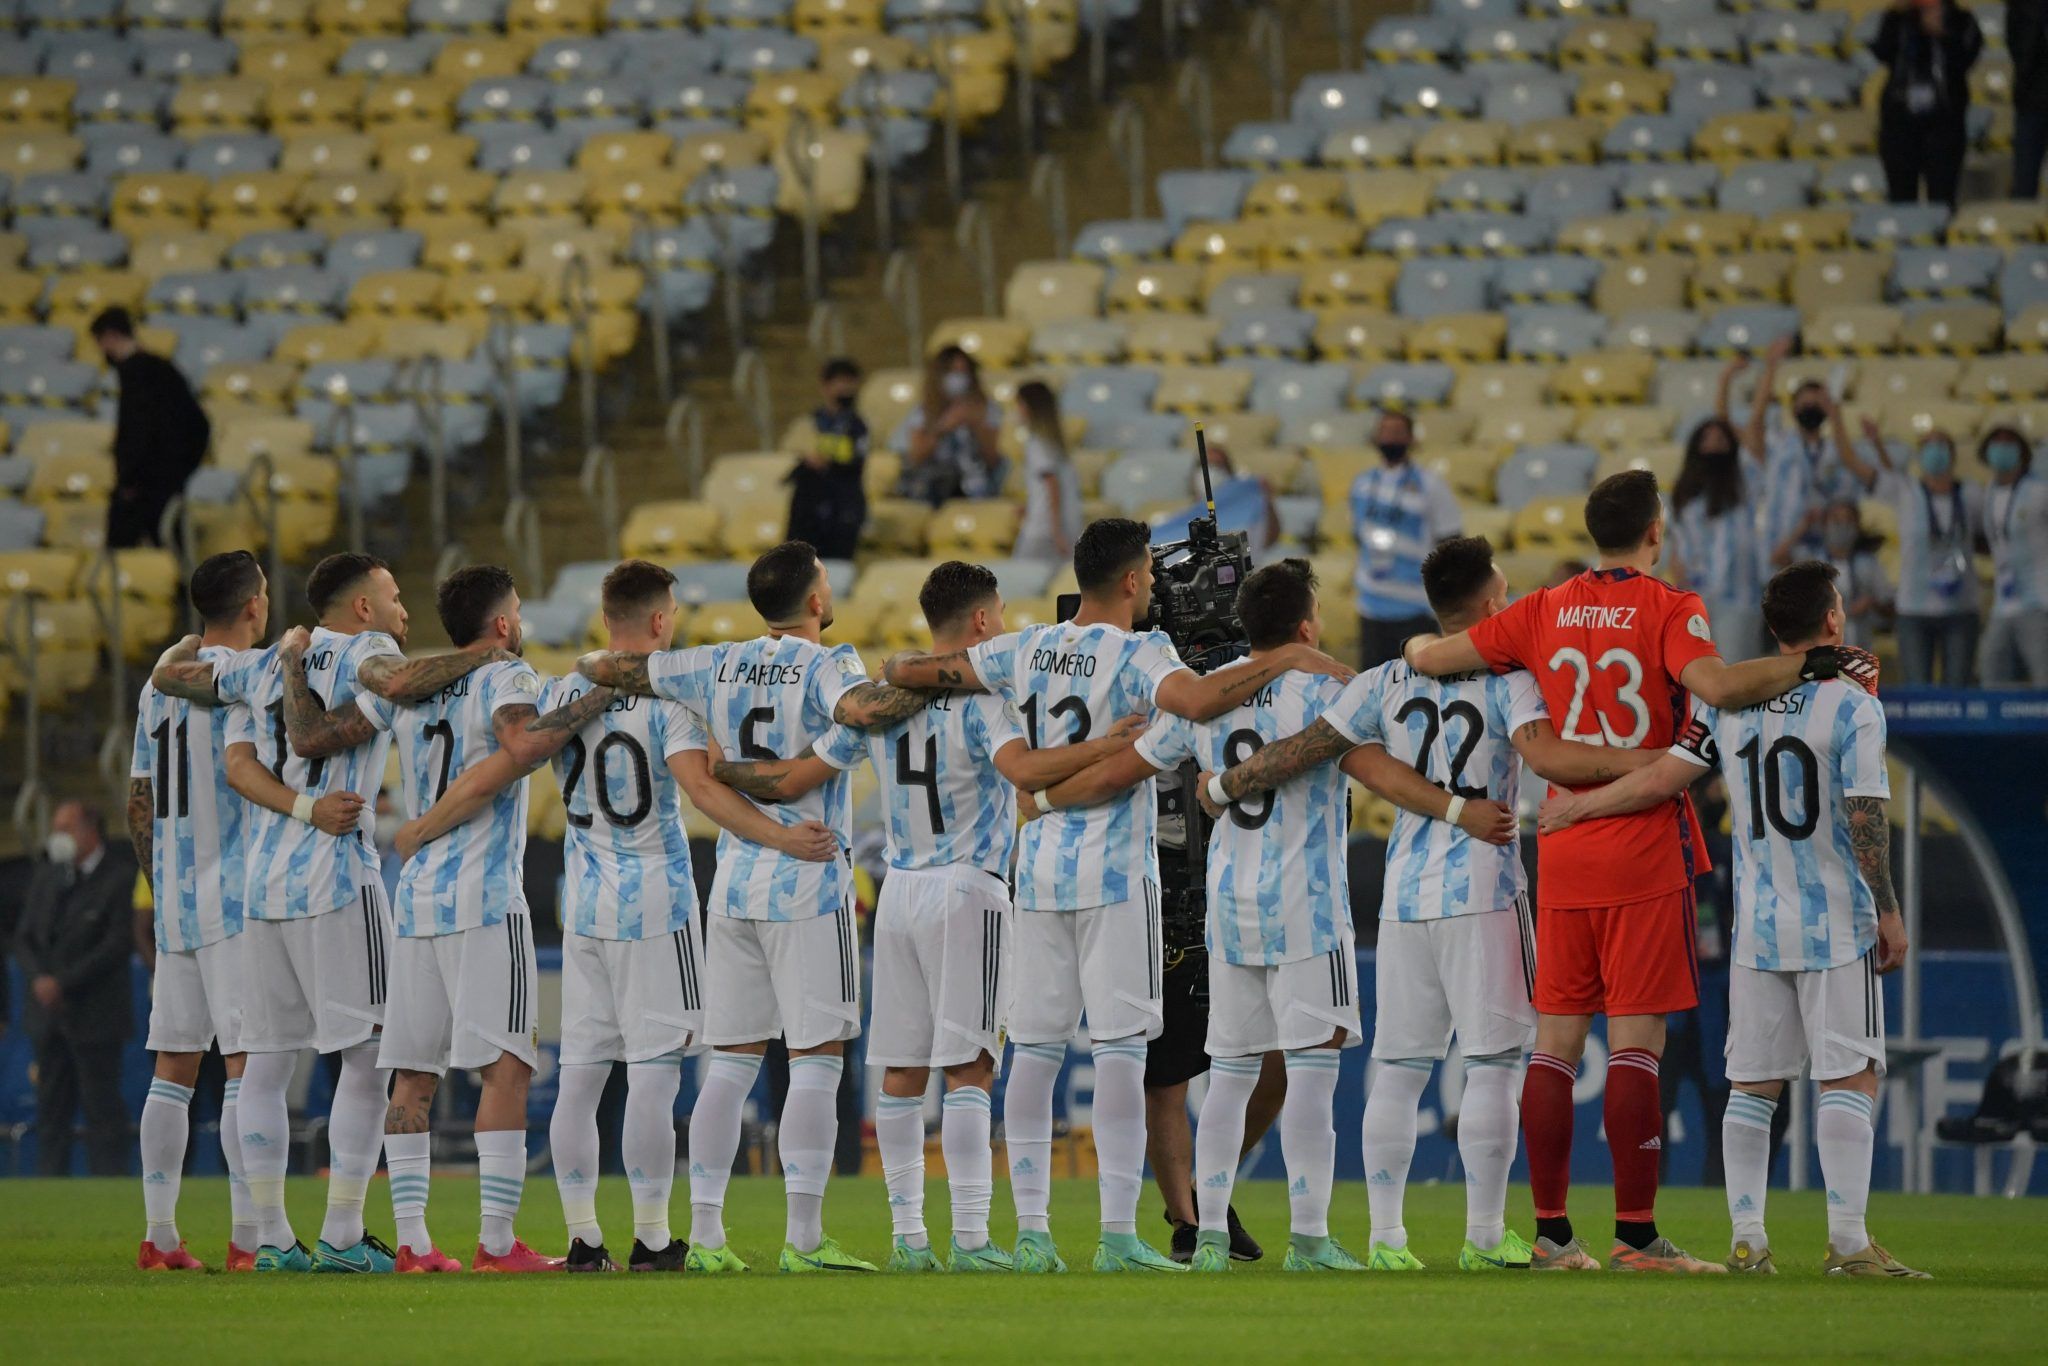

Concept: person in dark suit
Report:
left=14, top=800, right=139, bottom=1175
left=1872, top=0, right=1984, bottom=209
left=92, top=307, right=210, bottom=549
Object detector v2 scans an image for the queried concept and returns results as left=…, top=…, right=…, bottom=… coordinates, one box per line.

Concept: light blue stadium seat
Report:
left=340, top=36, right=448, bottom=78
left=1450, top=212, right=1553, bottom=257
left=1999, top=247, right=2048, bottom=317
left=1080, top=410, right=1187, bottom=452
left=1221, top=122, right=1320, bottom=169
left=1697, top=304, right=1801, bottom=356
left=1481, top=72, right=1574, bottom=126
left=1603, top=114, right=1697, bottom=162
left=423, top=355, right=493, bottom=449
left=1395, top=258, right=1494, bottom=318
left=1248, top=362, right=1350, bottom=420
left=0, top=499, right=44, bottom=551
left=28, top=225, right=127, bottom=272
left=885, top=0, right=984, bottom=23
left=1381, top=66, right=1483, bottom=118
left=1629, top=0, right=1721, bottom=20
left=1218, top=309, right=1315, bottom=360
left=1032, top=318, right=1126, bottom=366
left=296, top=359, right=402, bottom=432
left=1497, top=254, right=1600, bottom=305
left=1755, top=57, right=1860, bottom=111
left=1207, top=272, right=1298, bottom=317
left=1, top=358, right=100, bottom=415
left=1817, top=156, right=1887, bottom=204
left=664, top=559, right=748, bottom=607
left=1352, top=360, right=1456, bottom=410
left=1717, top=160, right=1816, bottom=217
left=1506, top=304, right=1607, bottom=359
left=612, top=32, right=721, bottom=82
left=714, top=30, right=816, bottom=76
left=1072, top=219, right=1174, bottom=263
left=72, top=76, right=169, bottom=125
left=548, top=76, right=647, bottom=139
left=522, top=560, right=612, bottom=646
left=135, top=31, right=234, bottom=80
left=1852, top=202, right=1949, bottom=249
left=1496, top=442, right=1598, bottom=509
left=146, top=269, right=241, bottom=316
left=1101, top=449, right=1192, bottom=516
left=457, top=75, right=551, bottom=124
left=1433, top=167, right=1530, bottom=214
left=238, top=266, right=345, bottom=344
left=0, top=29, right=46, bottom=78
left=1289, top=72, right=1385, bottom=131
left=1656, top=16, right=1743, bottom=64
left=0, top=325, right=75, bottom=367
left=326, top=229, right=424, bottom=287
left=705, top=0, right=795, bottom=23
left=165, top=317, right=267, bottom=384
left=24, top=0, right=120, bottom=22
left=685, top=164, right=780, bottom=257
left=81, top=124, right=180, bottom=174
left=409, top=0, right=505, bottom=26
left=1060, top=367, right=1159, bottom=424
left=1364, top=15, right=1460, bottom=65
left=1619, top=161, right=1719, bottom=211
left=606, top=0, right=691, bottom=27
left=227, top=229, right=327, bottom=270
left=1526, top=0, right=1619, bottom=13
left=1431, top=0, right=1519, bottom=19
left=1158, top=170, right=1252, bottom=234
left=983, top=557, right=1056, bottom=601
left=1745, top=10, right=1848, bottom=56
left=41, top=33, right=136, bottom=82
left=14, top=170, right=108, bottom=220
left=634, top=219, right=720, bottom=321
left=840, top=69, right=940, bottom=166
left=1610, top=307, right=1701, bottom=356
left=181, top=467, right=245, bottom=510
left=1368, top=216, right=1461, bottom=257
left=493, top=322, right=573, bottom=415
left=648, top=74, right=751, bottom=123
left=1892, top=245, right=2001, bottom=301
left=1669, top=63, right=1758, bottom=122
left=1527, top=165, right=1621, bottom=221
left=1462, top=18, right=1564, bottom=65
left=472, top=126, right=580, bottom=174
left=181, top=132, right=281, bottom=177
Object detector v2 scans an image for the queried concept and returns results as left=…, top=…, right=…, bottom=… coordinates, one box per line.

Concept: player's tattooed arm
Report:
left=882, top=648, right=986, bottom=692
left=281, top=642, right=381, bottom=759
left=576, top=650, right=655, bottom=696
left=1510, top=717, right=1663, bottom=787
left=1155, top=644, right=1355, bottom=722
left=1217, top=718, right=1351, bottom=803
left=833, top=681, right=931, bottom=730
left=710, top=746, right=839, bottom=803
left=492, top=688, right=612, bottom=769
left=396, top=748, right=531, bottom=860
left=150, top=635, right=222, bottom=705
left=126, top=777, right=153, bottom=882
left=1847, top=795, right=1909, bottom=973
left=356, top=647, right=512, bottom=704
left=673, top=749, right=839, bottom=860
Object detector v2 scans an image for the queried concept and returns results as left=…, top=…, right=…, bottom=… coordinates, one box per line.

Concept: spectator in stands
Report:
left=786, top=357, right=869, bottom=562
left=1741, top=341, right=1863, bottom=572
left=1669, top=414, right=1764, bottom=659
left=1822, top=501, right=1895, bottom=650
left=13, top=801, right=137, bottom=1176
left=1348, top=408, right=1462, bottom=668
left=2010, top=0, right=2048, bottom=198
left=1012, top=380, right=1081, bottom=563
left=895, top=345, right=1004, bottom=506
left=1978, top=427, right=2048, bottom=684
left=1873, top=0, right=1983, bottom=209
left=1848, top=421, right=1982, bottom=684
left=92, top=307, right=210, bottom=550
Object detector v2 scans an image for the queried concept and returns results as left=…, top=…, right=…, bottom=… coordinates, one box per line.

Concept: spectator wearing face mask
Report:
left=786, top=357, right=870, bottom=562
left=1348, top=408, right=1462, bottom=668
left=1846, top=420, right=1982, bottom=684
left=1820, top=500, right=1894, bottom=650
left=893, top=344, right=1005, bottom=507
left=1669, top=407, right=1764, bottom=658
left=1977, top=427, right=2048, bottom=684
left=1743, top=340, right=1864, bottom=574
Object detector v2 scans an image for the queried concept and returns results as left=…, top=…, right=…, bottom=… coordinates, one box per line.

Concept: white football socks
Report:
left=1723, top=1088, right=1777, bottom=1250
left=624, top=1056, right=683, bottom=1251
left=1360, top=1058, right=1432, bottom=1250
left=941, top=1086, right=994, bottom=1251
left=384, top=1131, right=433, bottom=1253
left=319, top=1041, right=387, bottom=1250
left=1281, top=1049, right=1343, bottom=1239
left=140, top=1078, right=194, bottom=1248
left=238, top=1050, right=297, bottom=1250
left=220, top=1075, right=257, bottom=1251
left=1090, top=1040, right=1149, bottom=1236
left=687, top=1050, right=762, bottom=1250
left=1005, top=1043, right=1063, bottom=1234
left=474, top=1128, right=526, bottom=1258
left=875, top=1092, right=928, bottom=1246
left=1817, top=1089, right=1876, bottom=1254
left=550, top=1061, right=610, bottom=1247
left=780, top=1054, right=843, bottom=1252
left=1458, top=1056, right=1520, bottom=1250
left=1194, top=1056, right=1262, bottom=1234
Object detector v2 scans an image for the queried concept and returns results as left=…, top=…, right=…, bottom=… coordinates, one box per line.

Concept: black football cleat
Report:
left=564, top=1237, right=618, bottom=1272
left=630, top=1238, right=688, bottom=1272
left=1226, top=1204, right=1263, bottom=1262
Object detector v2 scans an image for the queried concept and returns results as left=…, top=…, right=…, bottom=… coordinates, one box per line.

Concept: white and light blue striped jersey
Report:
left=1676, top=679, right=1890, bottom=972
left=1350, top=461, right=1463, bottom=619
left=968, top=623, right=1187, bottom=911
left=359, top=657, right=540, bottom=937
left=1326, top=661, right=1548, bottom=922
left=814, top=691, right=1027, bottom=878
left=647, top=634, right=868, bottom=921
left=1869, top=470, right=1981, bottom=617
left=216, top=627, right=400, bottom=921
left=129, top=644, right=265, bottom=953
left=538, top=674, right=704, bottom=941
left=1669, top=478, right=1759, bottom=610
left=1986, top=473, right=2048, bottom=616
left=1135, top=671, right=1350, bottom=966
left=1758, top=426, right=1863, bottom=574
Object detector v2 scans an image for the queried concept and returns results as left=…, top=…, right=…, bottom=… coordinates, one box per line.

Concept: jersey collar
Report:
left=1588, top=566, right=1641, bottom=583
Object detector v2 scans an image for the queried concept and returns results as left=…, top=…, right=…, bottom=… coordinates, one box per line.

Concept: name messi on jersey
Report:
left=716, top=658, right=810, bottom=688
left=1030, top=648, right=1097, bottom=678
left=1554, top=605, right=1639, bottom=630
left=1744, top=691, right=1810, bottom=717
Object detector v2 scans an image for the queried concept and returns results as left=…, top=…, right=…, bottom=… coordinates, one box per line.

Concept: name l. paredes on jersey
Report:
left=713, top=657, right=811, bottom=687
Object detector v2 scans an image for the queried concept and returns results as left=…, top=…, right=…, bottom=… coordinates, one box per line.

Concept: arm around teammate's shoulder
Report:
left=1510, top=717, right=1664, bottom=787
left=1537, top=750, right=1701, bottom=834
left=1152, top=643, right=1354, bottom=721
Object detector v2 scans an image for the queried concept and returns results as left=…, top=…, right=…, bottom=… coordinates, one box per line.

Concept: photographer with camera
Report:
left=883, top=519, right=1352, bottom=1273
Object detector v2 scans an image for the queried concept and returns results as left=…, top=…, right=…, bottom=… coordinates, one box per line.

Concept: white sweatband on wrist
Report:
left=1032, top=788, right=1055, bottom=816
left=1444, top=795, right=1467, bottom=827
left=1207, top=772, right=1231, bottom=808
left=291, top=792, right=316, bottom=825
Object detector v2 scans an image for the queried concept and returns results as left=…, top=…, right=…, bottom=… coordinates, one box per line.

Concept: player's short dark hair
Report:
left=89, top=306, right=134, bottom=339
left=602, top=558, right=676, bottom=621
left=1762, top=560, right=1840, bottom=647
left=820, top=356, right=860, bottom=384
left=919, top=560, right=999, bottom=635
left=1236, top=558, right=1319, bottom=650
left=1073, top=518, right=1152, bottom=594
left=437, top=564, right=517, bottom=647
left=1583, top=469, right=1663, bottom=553
left=1421, top=536, right=1500, bottom=618
left=189, top=549, right=264, bottom=626
left=748, top=540, right=822, bottom=622
left=305, top=551, right=388, bottom=617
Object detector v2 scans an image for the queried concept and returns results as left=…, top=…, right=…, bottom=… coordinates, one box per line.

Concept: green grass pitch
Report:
left=4, top=1176, right=2044, bottom=1361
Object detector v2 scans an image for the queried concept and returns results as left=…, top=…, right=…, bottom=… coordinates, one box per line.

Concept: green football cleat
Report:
left=1012, top=1229, right=1067, bottom=1274
left=779, top=1236, right=878, bottom=1273
left=682, top=1243, right=749, bottom=1274
left=1091, top=1233, right=1186, bottom=1273
left=1284, top=1235, right=1367, bottom=1272
left=313, top=1234, right=396, bottom=1273
left=1459, top=1229, right=1534, bottom=1271
left=1365, top=1241, right=1427, bottom=1271
left=254, top=1240, right=315, bottom=1273
left=886, top=1237, right=944, bottom=1272
left=947, top=1239, right=1015, bottom=1273
left=1187, top=1230, right=1231, bottom=1273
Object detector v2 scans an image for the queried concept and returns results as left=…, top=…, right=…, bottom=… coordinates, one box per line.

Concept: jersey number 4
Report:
left=1547, top=646, right=1650, bottom=748
left=895, top=733, right=945, bottom=834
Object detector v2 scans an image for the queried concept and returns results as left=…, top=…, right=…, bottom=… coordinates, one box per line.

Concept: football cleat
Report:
left=253, top=1240, right=314, bottom=1272
left=564, top=1238, right=618, bottom=1273
left=313, top=1234, right=396, bottom=1273
left=1727, top=1240, right=1777, bottom=1274
left=1187, top=1230, right=1231, bottom=1273
left=886, top=1237, right=944, bottom=1272
left=1284, top=1235, right=1367, bottom=1272
left=947, top=1239, right=1015, bottom=1273
left=1824, top=1242, right=1931, bottom=1278
left=779, top=1236, right=877, bottom=1273
left=1225, top=1204, right=1264, bottom=1262
left=683, top=1244, right=749, bottom=1274
left=1365, top=1241, right=1426, bottom=1271
left=1459, top=1229, right=1534, bottom=1271
left=1012, top=1230, right=1067, bottom=1274
left=137, top=1240, right=204, bottom=1271
left=1608, top=1237, right=1727, bottom=1273
left=225, top=1243, right=256, bottom=1273
left=1166, top=1218, right=1197, bottom=1264
left=1529, top=1235, right=1602, bottom=1271
left=1091, top=1233, right=1186, bottom=1272
left=629, top=1238, right=688, bottom=1272
left=395, top=1244, right=464, bottom=1273
left=471, top=1240, right=565, bottom=1273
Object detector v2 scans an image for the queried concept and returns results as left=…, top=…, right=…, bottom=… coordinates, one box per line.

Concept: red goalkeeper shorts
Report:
left=1533, top=889, right=1701, bottom=1018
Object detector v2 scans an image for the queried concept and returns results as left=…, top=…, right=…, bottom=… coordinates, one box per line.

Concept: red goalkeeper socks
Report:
left=1522, top=1053, right=1578, bottom=1224
left=1606, top=1047, right=1663, bottom=1226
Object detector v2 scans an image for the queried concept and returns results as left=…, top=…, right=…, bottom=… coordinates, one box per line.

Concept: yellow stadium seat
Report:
left=1559, top=18, right=1654, bottom=69
left=1171, top=220, right=1269, bottom=270
left=1881, top=397, right=1984, bottom=445
left=1595, top=256, right=1689, bottom=314
left=14, top=421, right=112, bottom=466
left=1691, top=251, right=1793, bottom=305
left=1804, top=304, right=1904, bottom=357
left=278, top=130, right=375, bottom=177
left=718, top=497, right=787, bottom=557
left=238, top=35, right=347, bottom=84
left=1, top=76, right=76, bottom=126
left=1005, top=261, right=1105, bottom=327
left=378, top=318, right=479, bottom=359
left=1152, top=365, right=1252, bottom=414
left=1244, top=169, right=1349, bottom=218
left=203, top=360, right=300, bottom=409
left=493, top=169, right=590, bottom=221
left=686, top=598, right=769, bottom=646
left=1312, top=308, right=1410, bottom=362
left=1300, top=257, right=1399, bottom=311
left=744, top=70, right=843, bottom=139
left=620, top=499, right=720, bottom=561
left=346, top=268, right=444, bottom=318
left=1414, top=120, right=1509, bottom=169
left=1266, top=217, right=1365, bottom=263
left=1574, top=405, right=1676, bottom=451
left=924, top=317, right=1028, bottom=369
left=362, top=75, right=458, bottom=128
left=508, top=0, right=599, bottom=33
left=1790, top=108, right=1877, bottom=159
left=418, top=220, right=520, bottom=273
left=1512, top=495, right=1596, bottom=550
left=857, top=367, right=921, bottom=435
left=1949, top=200, right=2048, bottom=247
left=927, top=499, right=1021, bottom=555
left=850, top=558, right=936, bottom=616
left=213, top=415, right=316, bottom=468
left=171, top=78, right=270, bottom=131
left=1595, top=445, right=1682, bottom=488
left=1409, top=407, right=1475, bottom=447
left=441, top=269, right=542, bottom=317
left=1853, top=357, right=1960, bottom=404
left=375, top=131, right=477, bottom=175
left=795, top=0, right=884, bottom=36
left=0, top=274, right=33, bottom=322
left=1307, top=447, right=1373, bottom=503
left=274, top=320, right=377, bottom=365
left=1557, top=212, right=1657, bottom=257
left=432, top=36, right=535, bottom=83
left=1756, top=208, right=1854, bottom=254
left=1124, top=314, right=1220, bottom=365
left=222, top=0, right=312, bottom=31
left=1342, top=169, right=1436, bottom=226
left=1105, top=262, right=1204, bottom=314
left=1653, top=210, right=1753, bottom=256
left=1576, top=68, right=1671, bottom=118
left=45, top=271, right=145, bottom=324
left=1454, top=363, right=1551, bottom=411
left=1899, top=304, right=2002, bottom=357
left=312, top=0, right=407, bottom=34
left=26, top=451, right=115, bottom=504
left=1790, top=251, right=1890, bottom=311
left=1474, top=405, right=1577, bottom=451
left=0, top=131, right=82, bottom=178
left=861, top=497, right=930, bottom=555
left=130, top=230, right=230, bottom=281
left=110, top=173, right=209, bottom=232
left=1552, top=351, right=1655, bottom=405
left=670, top=126, right=772, bottom=179
left=2006, top=303, right=2048, bottom=353
left=203, top=171, right=302, bottom=228
left=702, top=451, right=796, bottom=508
left=1409, top=444, right=1495, bottom=504
left=266, top=75, right=365, bottom=129
left=1958, top=353, right=2048, bottom=403
left=1693, top=111, right=1794, bottom=162
left=817, top=33, right=916, bottom=86
left=1506, top=117, right=1605, bottom=167
left=1407, top=313, right=1507, bottom=363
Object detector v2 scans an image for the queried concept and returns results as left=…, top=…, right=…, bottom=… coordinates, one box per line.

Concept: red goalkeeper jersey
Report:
left=1467, top=567, right=1721, bottom=910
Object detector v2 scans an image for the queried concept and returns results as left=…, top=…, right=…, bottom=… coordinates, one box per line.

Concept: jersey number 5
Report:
left=1547, top=646, right=1650, bottom=748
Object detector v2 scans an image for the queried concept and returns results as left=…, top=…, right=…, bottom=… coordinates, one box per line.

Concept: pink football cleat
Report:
left=137, top=1240, right=205, bottom=1271
left=395, top=1244, right=465, bottom=1273
left=225, top=1243, right=256, bottom=1272
left=470, top=1240, right=565, bottom=1273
